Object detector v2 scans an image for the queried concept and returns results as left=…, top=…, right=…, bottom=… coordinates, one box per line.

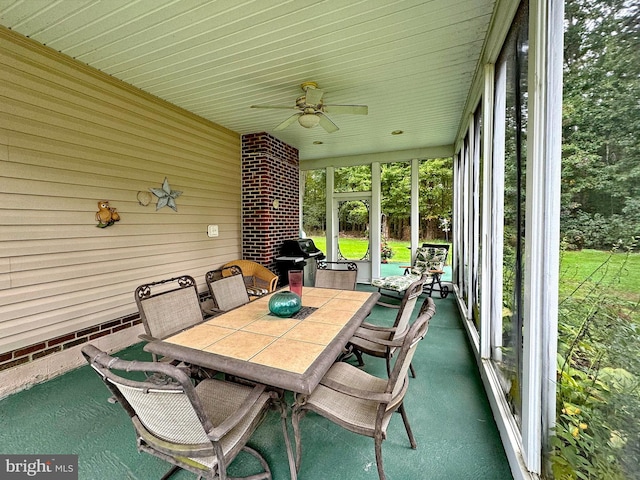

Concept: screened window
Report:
left=493, top=3, right=528, bottom=426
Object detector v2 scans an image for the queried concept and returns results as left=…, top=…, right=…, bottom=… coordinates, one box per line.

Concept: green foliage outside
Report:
left=302, top=160, right=454, bottom=240
left=561, top=0, right=640, bottom=251
left=552, top=241, right=640, bottom=480
left=550, top=1, right=640, bottom=478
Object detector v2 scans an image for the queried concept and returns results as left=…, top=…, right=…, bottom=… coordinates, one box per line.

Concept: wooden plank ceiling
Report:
left=0, top=0, right=496, bottom=162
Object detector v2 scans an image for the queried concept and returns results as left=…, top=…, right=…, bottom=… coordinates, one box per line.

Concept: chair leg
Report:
left=160, top=465, right=180, bottom=480
left=291, top=407, right=305, bottom=472
left=398, top=403, right=417, bottom=449
left=424, top=276, right=436, bottom=297
left=272, top=391, right=297, bottom=480
left=353, top=348, right=365, bottom=367
left=241, top=446, right=272, bottom=480
left=281, top=410, right=297, bottom=480
left=337, top=344, right=355, bottom=363
left=386, top=356, right=416, bottom=378
left=374, top=433, right=387, bottom=480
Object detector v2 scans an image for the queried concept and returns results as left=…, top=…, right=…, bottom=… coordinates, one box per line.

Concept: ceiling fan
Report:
left=250, top=81, right=368, bottom=133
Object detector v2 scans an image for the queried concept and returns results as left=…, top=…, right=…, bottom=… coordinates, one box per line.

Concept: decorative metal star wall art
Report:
left=150, top=177, right=182, bottom=211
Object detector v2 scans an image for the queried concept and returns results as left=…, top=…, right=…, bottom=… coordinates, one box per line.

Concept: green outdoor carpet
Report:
left=0, top=288, right=511, bottom=480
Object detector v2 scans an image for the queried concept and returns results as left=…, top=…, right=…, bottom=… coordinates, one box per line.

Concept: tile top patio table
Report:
left=144, top=287, right=380, bottom=395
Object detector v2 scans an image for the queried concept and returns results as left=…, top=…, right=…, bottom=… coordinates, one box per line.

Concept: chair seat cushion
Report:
left=411, top=246, right=448, bottom=273
left=372, top=246, right=448, bottom=293
left=372, top=273, right=422, bottom=292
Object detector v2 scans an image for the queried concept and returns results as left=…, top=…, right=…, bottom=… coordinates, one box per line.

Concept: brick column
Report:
left=241, top=133, right=300, bottom=274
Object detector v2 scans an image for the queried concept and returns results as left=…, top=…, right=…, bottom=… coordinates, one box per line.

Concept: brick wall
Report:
left=241, top=132, right=300, bottom=275
left=0, top=314, right=141, bottom=372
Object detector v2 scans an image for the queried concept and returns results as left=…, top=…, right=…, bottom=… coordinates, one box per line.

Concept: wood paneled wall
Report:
left=0, top=27, right=242, bottom=355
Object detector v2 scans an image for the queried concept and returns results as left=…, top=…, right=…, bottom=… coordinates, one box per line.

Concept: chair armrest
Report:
left=138, top=333, right=158, bottom=343
left=351, top=327, right=407, bottom=348
left=358, top=322, right=397, bottom=333
left=206, top=383, right=267, bottom=441
left=352, top=333, right=403, bottom=348
left=201, top=305, right=224, bottom=316
left=132, top=417, right=214, bottom=456
left=319, top=377, right=392, bottom=403
left=253, top=275, right=277, bottom=293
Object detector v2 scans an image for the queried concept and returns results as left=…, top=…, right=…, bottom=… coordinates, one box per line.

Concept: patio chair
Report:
left=292, top=297, right=435, bottom=480
left=202, top=265, right=250, bottom=315
left=81, top=344, right=273, bottom=480
left=134, top=275, right=207, bottom=361
left=347, top=277, right=427, bottom=377
left=372, top=243, right=449, bottom=305
left=134, top=276, right=218, bottom=381
left=314, top=261, right=358, bottom=290
left=223, top=260, right=278, bottom=297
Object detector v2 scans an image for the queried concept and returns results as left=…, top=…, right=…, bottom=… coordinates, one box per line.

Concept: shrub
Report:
left=551, top=241, right=640, bottom=480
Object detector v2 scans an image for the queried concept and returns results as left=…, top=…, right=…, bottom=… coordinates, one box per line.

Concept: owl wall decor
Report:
left=95, top=200, right=121, bottom=228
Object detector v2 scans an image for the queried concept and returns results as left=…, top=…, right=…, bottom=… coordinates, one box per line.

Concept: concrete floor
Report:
left=0, top=285, right=512, bottom=480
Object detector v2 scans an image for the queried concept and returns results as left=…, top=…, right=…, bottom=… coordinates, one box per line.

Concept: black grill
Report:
left=275, top=238, right=325, bottom=286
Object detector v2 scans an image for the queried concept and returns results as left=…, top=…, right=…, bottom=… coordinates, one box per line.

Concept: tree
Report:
left=562, top=0, right=640, bottom=249
left=302, top=169, right=326, bottom=234
left=302, top=159, right=453, bottom=241
left=377, top=159, right=455, bottom=240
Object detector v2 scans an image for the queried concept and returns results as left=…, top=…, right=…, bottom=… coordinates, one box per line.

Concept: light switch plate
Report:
left=207, top=225, right=219, bottom=237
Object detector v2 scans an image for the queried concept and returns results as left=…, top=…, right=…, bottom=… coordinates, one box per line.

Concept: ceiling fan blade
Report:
left=251, top=104, right=297, bottom=110
left=304, top=87, right=324, bottom=106
left=274, top=113, right=302, bottom=131
left=323, top=104, right=368, bottom=115
left=317, top=113, right=339, bottom=133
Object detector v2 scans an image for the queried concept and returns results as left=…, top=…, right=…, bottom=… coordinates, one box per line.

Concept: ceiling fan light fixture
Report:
left=252, top=81, right=367, bottom=133
left=298, top=113, right=320, bottom=128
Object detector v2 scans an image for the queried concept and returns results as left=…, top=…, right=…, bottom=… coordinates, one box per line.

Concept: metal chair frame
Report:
left=348, top=277, right=426, bottom=377
left=292, top=297, right=436, bottom=480
left=203, top=265, right=250, bottom=314
left=82, top=344, right=274, bottom=480
left=315, top=261, right=358, bottom=290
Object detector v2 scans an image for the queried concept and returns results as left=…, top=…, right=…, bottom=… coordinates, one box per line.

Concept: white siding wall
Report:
left=0, top=28, right=242, bottom=354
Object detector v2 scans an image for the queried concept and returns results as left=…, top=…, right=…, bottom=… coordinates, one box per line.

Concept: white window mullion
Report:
left=452, top=152, right=461, bottom=293
left=466, top=117, right=475, bottom=319
left=522, top=0, right=563, bottom=473
left=480, top=63, right=495, bottom=359
left=325, top=167, right=335, bottom=261
left=410, top=159, right=419, bottom=259
left=492, top=58, right=507, bottom=363
left=372, top=162, right=382, bottom=279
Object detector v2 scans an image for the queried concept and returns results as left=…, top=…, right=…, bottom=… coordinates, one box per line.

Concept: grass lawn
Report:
left=309, top=237, right=450, bottom=264
left=310, top=236, right=639, bottom=299
left=560, top=248, right=640, bottom=298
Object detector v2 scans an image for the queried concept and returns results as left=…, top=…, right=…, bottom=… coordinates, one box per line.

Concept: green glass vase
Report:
left=268, top=291, right=302, bottom=318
